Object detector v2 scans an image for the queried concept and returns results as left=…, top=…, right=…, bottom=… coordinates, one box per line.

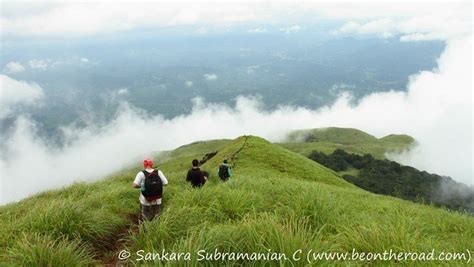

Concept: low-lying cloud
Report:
left=0, top=75, right=44, bottom=119
left=3, top=62, right=25, bottom=74
left=204, top=73, right=218, bottom=81
left=0, top=36, right=472, bottom=204
left=334, top=12, right=471, bottom=41
left=280, top=25, right=301, bottom=34
left=28, top=59, right=50, bottom=70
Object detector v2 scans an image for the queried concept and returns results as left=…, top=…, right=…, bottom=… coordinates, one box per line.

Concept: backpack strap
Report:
left=143, top=169, right=159, bottom=178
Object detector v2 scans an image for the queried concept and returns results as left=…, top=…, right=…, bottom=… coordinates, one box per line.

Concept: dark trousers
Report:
left=141, top=204, right=161, bottom=221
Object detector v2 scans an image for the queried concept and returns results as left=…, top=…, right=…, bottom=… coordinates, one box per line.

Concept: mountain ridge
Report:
left=281, top=127, right=414, bottom=159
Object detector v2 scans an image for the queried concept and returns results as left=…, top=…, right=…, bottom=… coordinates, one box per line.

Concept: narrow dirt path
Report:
left=95, top=212, right=141, bottom=266
left=96, top=137, right=249, bottom=265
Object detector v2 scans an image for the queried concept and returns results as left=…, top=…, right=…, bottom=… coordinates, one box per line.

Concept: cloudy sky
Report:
left=0, top=0, right=472, bottom=203
left=1, top=1, right=470, bottom=39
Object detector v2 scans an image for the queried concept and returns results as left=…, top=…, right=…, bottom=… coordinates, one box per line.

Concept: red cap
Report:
left=143, top=159, right=153, bottom=168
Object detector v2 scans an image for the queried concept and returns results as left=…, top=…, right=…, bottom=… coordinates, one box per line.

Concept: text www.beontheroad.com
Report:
left=301, top=249, right=471, bottom=263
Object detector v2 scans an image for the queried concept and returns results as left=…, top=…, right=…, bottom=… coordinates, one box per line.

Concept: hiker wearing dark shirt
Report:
left=218, top=159, right=232, bottom=181
left=186, top=159, right=207, bottom=188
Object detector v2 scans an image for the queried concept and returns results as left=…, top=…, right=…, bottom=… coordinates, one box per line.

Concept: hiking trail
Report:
left=97, top=136, right=249, bottom=265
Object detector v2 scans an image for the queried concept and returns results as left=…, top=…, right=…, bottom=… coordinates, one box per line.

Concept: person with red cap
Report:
left=132, top=159, right=168, bottom=221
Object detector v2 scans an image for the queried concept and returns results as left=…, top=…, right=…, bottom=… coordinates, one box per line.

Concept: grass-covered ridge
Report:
left=281, top=127, right=415, bottom=159
left=1, top=136, right=473, bottom=266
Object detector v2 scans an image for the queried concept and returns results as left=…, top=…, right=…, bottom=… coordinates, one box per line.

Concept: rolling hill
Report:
left=280, top=127, right=415, bottom=159
left=1, top=135, right=473, bottom=266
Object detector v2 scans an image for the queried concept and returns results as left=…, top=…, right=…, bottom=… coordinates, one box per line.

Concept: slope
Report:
left=281, top=127, right=415, bottom=159
left=1, top=136, right=473, bottom=266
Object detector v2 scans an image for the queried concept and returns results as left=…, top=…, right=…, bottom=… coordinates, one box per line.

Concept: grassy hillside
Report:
left=308, top=149, right=474, bottom=212
left=1, top=136, right=473, bottom=266
left=281, top=127, right=415, bottom=159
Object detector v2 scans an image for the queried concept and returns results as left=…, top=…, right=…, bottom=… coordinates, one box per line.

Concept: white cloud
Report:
left=248, top=27, right=267, bottom=33
left=28, top=59, right=50, bottom=70
left=273, top=51, right=294, bottom=60
left=1, top=35, right=472, bottom=204
left=246, top=65, right=260, bottom=74
left=185, top=81, right=193, bottom=87
left=1, top=2, right=470, bottom=42
left=204, top=73, right=218, bottom=81
left=3, top=62, right=25, bottom=74
left=0, top=75, right=44, bottom=118
left=280, top=25, right=301, bottom=34
left=0, top=2, right=267, bottom=37
left=333, top=6, right=471, bottom=41
left=330, top=83, right=355, bottom=95
left=336, top=19, right=395, bottom=38
left=117, top=88, right=129, bottom=95
left=26, top=57, right=90, bottom=69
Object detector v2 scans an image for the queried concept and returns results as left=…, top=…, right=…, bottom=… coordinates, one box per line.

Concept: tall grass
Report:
left=6, top=233, right=96, bottom=266
left=1, top=136, right=473, bottom=266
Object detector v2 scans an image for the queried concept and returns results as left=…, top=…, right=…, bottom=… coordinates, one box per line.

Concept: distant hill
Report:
left=1, top=135, right=472, bottom=265
left=283, top=127, right=473, bottom=212
left=281, top=127, right=414, bottom=159
left=379, top=134, right=415, bottom=145
left=308, top=148, right=474, bottom=213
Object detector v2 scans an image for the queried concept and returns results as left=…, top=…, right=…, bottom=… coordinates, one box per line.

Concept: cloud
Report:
left=3, top=62, right=25, bottom=74
left=248, top=27, right=267, bottom=33
left=0, top=75, right=44, bottom=119
left=28, top=59, right=50, bottom=70
left=204, top=73, right=218, bottom=81
left=26, top=57, right=92, bottom=70
left=117, top=88, right=129, bottom=95
left=335, top=19, right=395, bottom=38
left=0, top=2, right=268, bottom=37
left=330, top=83, right=356, bottom=96
left=333, top=7, right=471, bottom=41
left=185, top=81, right=193, bottom=87
left=1, top=35, right=472, bottom=204
left=280, top=25, right=301, bottom=34
left=1, top=2, right=470, bottom=43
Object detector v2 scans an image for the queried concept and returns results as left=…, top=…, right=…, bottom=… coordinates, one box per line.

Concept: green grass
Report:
left=380, top=134, right=415, bottom=145
left=287, top=127, right=379, bottom=144
left=157, top=139, right=231, bottom=164
left=281, top=127, right=415, bottom=159
left=1, top=135, right=472, bottom=266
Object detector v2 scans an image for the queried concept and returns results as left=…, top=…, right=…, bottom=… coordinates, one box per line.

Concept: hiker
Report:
left=186, top=159, right=208, bottom=188
left=218, top=159, right=232, bottom=181
left=132, top=159, right=168, bottom=221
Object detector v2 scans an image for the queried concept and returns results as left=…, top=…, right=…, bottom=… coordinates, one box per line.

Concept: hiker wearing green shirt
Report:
left=217, top=159, right=232, bottom=181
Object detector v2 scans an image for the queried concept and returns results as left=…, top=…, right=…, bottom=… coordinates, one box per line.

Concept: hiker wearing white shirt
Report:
left=132, top=159, right=168, bottom=221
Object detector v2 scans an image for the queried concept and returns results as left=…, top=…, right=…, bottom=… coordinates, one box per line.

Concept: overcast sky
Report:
left=1, top=1, right=471, bottom=41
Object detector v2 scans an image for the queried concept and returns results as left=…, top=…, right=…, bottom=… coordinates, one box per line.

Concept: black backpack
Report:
left=218, top=165, right=230, bottom=180
left=142, top=170, right=163, bottom=201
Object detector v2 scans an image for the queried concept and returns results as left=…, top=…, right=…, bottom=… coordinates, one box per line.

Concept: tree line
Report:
left=308, top=149, right=474, bottom=213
